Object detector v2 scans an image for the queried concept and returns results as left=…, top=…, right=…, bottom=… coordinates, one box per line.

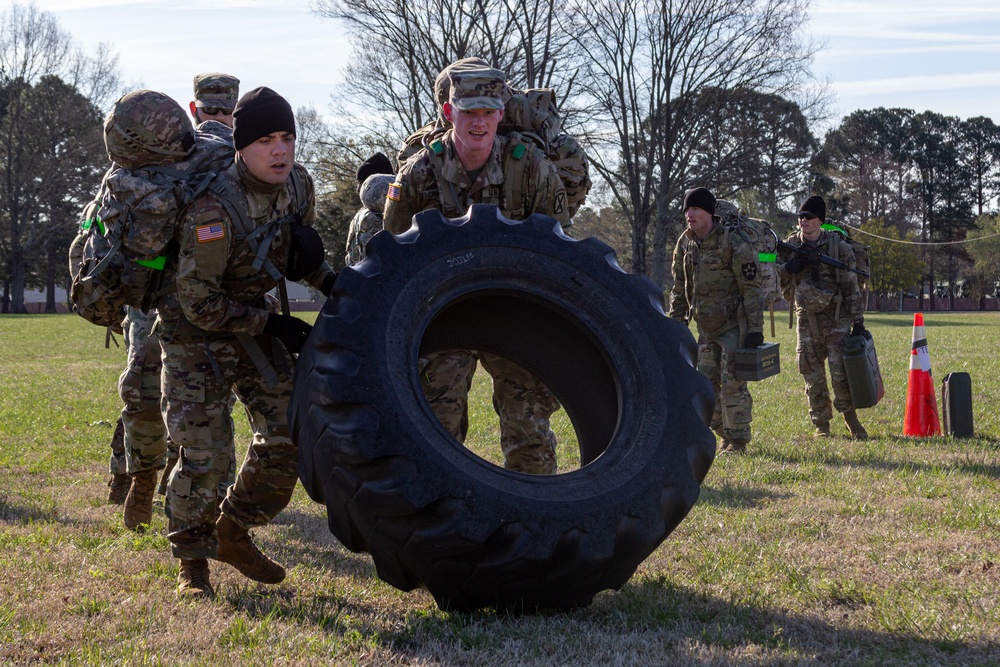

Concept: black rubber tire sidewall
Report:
left=290, top=205, right=715, bottom=611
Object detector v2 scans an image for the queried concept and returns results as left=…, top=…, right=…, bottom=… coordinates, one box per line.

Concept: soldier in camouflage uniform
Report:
left=383, top=61, right=569, bottom=475
left=115, top=307, right=171, bottom=527
left=105, top=80, right=241, bottom=525
left=189, top=72, right=239, bottom=129
left=778, top=195, right=868, bottom=439
left=345, top=155, right=394, bottom=265
left=668, top=187, right=765, bottom=454
left=155, top=87, right=337, bottom=599
left=157, top=73, right=242, bottom=498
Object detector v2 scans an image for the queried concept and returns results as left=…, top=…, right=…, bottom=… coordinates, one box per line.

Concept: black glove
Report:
left=285, top=225, right=326, bottom=281
left=320, top=272, right=337, bottom=297
left=784, top=256, right=808, bottom=274
left=743, top=331, right=764, bottom=348
left=263, top=313, right=313, bottom=354
left=851, top=321, right=866, bottom=337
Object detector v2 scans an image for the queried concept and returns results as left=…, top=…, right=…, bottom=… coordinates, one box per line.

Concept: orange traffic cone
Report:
left=903, top=313, right=941, bottom=436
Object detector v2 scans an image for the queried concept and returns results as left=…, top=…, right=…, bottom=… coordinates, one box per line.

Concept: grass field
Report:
left=0, top=311, right=998, bottom=666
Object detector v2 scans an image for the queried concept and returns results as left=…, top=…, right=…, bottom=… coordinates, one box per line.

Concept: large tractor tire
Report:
left=289, top=204, right=715, bottom=611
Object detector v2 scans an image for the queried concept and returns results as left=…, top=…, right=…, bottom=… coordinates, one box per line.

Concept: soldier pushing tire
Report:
left=288, top=204, right=716, bottom=611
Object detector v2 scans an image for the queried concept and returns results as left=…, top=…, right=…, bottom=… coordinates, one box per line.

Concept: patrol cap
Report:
left=447, top=63, right=509, bottom=111
left=193, top=72, right=240, bottom=109
left=435, top=57, right=490, bottom=109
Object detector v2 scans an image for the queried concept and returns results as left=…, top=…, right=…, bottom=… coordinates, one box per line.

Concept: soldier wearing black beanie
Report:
left=159, top=84, right=338, bottom=600
left=682, top=187, right=717, bottom=216
left=797, top=195, right=826, bottom=222
left=233, top=86, right=296, bottom=151
left=355, top=152, right=394, bottom=193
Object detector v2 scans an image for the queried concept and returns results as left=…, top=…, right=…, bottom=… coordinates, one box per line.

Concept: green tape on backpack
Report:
left=134, top=256, right=167, bottom=270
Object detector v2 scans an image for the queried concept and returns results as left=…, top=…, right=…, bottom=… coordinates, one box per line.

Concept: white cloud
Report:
left=834, top=70, right=1000, bottom=96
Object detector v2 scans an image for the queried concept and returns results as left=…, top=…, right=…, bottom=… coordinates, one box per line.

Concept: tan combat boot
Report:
left=107, top=474, right=130, bottom=505
left=719, top=438, right=748, bottom=455
left=123, top=469, right=158, bottom=530
left=177, top=559, right=214, bottom=599
left=814, top=422, right=831, bottom=438
left=215, top=514, right=285, bottom=584
left=844, top=410, right=869, bottom=440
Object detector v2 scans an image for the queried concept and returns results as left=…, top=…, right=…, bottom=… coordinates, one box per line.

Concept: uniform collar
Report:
left=232, top=159, right=292, bottom=219
left=439, top=132, right=504, bottom=188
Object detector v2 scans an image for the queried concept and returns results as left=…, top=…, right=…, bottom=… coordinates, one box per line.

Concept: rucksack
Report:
left=397, top=78, right=591, bottom=218
left=715, top=200, right=780, bottom=307
left=69, top=91, right=235, bottom=327
left=822, top=223, right=870, bottom=290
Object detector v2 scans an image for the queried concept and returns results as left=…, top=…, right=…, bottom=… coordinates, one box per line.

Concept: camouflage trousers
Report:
left=114, top=308, right=235, bottom=494
left=697, top=328, right=753, bottom=443
left=160, top=332, right=297, bottom=560
left=419, top=350, right=559, bottom=474
left=117, top=307, right=170, bottom=475
left=796, top=309, right=853, bottom=427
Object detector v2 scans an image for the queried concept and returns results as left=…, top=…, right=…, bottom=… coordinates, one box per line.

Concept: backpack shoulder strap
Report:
left=425, top=138, right=464, bottom=218
left=501, top=132, right=531, bottom=220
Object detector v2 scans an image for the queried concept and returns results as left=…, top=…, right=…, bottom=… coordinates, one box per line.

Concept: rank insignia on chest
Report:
left=387, top=182, right=402, bottom=202
left=196, top=222, right=225, bottom=243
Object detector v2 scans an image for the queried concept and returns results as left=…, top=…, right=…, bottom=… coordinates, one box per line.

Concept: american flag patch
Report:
left=196, top=223, right=225, bottom=243
left=387, top=181, right=402, bottom=202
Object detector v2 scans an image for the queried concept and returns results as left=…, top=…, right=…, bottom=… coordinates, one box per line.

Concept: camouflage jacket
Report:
left=668, top=219, right=764, bottom=340
left=778, top=230, right=863, bottom=324
left=156, top=160, right=334, bottom=340
left=344, top=207, right=382, bottom=266
left=382, top=131, right=569, bottom=234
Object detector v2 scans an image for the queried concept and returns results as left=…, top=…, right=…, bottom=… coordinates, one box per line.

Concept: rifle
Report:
left=776, top=239, right=869, bottom=278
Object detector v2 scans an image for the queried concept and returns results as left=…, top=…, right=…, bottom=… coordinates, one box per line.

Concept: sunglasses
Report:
left=797, top=213, right=817, bottom=220
left=201, top=106, right=233, bottom=116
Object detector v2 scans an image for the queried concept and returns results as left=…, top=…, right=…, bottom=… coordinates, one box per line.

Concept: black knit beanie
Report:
left=233, top=87, right=295, bottom=151
left=682, top=187, right=716, bottom=215
left=356, top=152, right=394, bottom=192
left=798, top=195, right=826, bottom=222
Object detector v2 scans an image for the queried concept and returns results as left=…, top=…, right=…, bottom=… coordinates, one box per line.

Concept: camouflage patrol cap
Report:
left=193, top=72, right=240, bottom=109
left=447, top=63, right=510, bottom=111
left=103, top=90, right=194, bottom=169
left=434, top=57, right=490, bottom=110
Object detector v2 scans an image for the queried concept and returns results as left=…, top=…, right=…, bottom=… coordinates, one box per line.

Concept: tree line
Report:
left=2, top=1, right=999, bottom=314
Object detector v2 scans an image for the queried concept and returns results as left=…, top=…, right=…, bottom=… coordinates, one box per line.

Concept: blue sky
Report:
left=810, top=0, right=1000, bottom=121
left=7, top=0, right=1000, bottom=126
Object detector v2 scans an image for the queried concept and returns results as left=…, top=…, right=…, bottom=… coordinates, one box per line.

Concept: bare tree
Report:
left=569, top=0, right=822, bottom=285
left=312, top=0, right=582, bottom=145
left=295, top=104, right=396, bottom=269
left=684, top=87, right=816, bottom=220
left=0, top=3, right=120, bottom=313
